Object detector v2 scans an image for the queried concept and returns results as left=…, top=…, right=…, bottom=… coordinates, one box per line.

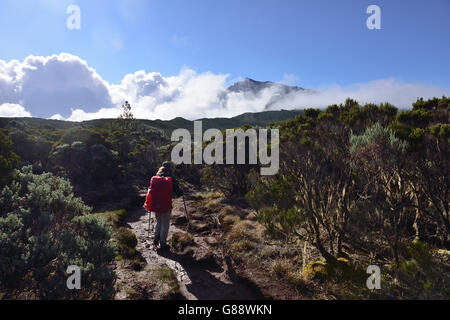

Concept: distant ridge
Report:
left=0, top=109, right=304, bottom=137
left=197, top=109, right=303, bottom=130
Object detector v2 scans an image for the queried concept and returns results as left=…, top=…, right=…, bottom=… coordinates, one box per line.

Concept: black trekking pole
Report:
left=147, top=210, right=151, bottom=238
left=182, top=195, right=191, bottom=231
left=143, top=189, right=152, bottom=239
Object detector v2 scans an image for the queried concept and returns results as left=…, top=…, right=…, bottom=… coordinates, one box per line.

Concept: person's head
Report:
left=162, top=161, right=172, bottom=169
left=157, top=161, right=173, bottom=175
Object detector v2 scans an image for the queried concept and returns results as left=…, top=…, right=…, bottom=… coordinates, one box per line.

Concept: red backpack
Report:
left=144, top=176, right=173, bottom=213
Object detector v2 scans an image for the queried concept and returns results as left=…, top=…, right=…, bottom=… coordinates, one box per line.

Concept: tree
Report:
left=390, top=97, right=449, bottom=245
left=419, top=123, right=449, bottom=243
left=117, top=101, right=136, bottom=131
left=200, top=125, right=260, bottom=198
left=48, top=140, right=121, bottom=205
left=248, top=112, right=356, bottom=262
left=350, top=123, right=415, bottom=264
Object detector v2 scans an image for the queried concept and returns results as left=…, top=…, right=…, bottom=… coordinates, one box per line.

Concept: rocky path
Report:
left=120, top=196, right=264, bottom=300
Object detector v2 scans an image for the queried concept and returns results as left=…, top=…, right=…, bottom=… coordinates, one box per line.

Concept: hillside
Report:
left=0, top=108, right=303, bottom=137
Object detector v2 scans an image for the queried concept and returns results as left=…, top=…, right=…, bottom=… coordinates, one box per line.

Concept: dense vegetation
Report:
left=0, top=98, right=448, bottom=299
left=0, top=118, right=164, bottom=211
left=0, top=109, right=301, bottom=211
left=193, top=97, right=449, bottom=298
left=249, top=98, right=448, bottom=254
left=243, top=97, right=449, bottom=298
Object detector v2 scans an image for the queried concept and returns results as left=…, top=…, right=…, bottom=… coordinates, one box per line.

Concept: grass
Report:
left=125, top=288, right=141, bottom=300
left=226, top=219, right=264, bottom=262
left=271, top=259, right=294, bottom=278
left=92, top=209, right=129, bottom=227
left=193, top=190, right=224, bottom=201
left=197, top=190, right=224, bottom=200
left=155, top=266, right=181, bottom=298
left=227, top=220, right=259, bottom=242
left=205, top=198, right=222, bottom=211
left=220, top=206, right=235, bottom=216
left=170, top=232, right=195, bottom=251
left=285, top=271, right=307, bottom=289
left=92, top=208, right=141, bottom=268
left=222, top=215, right=241, bottom=231
left=269, top=258, right=308, bottom=290
left=230, top=239, right=255, bottom=254
left=117, top=227, right=138, bottom=257
left=302, top=260, right=330, bottom=281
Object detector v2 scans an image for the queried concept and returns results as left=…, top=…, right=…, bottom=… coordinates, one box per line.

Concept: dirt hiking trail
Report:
left=115, top=195, right=265, bottom=300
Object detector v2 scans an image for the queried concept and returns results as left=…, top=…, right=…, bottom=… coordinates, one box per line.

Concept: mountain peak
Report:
left=225, top=77, right=308, bottom=110
left=227, top=78, right=277, bottom=94
left=227, top=77, right=304, bottom=95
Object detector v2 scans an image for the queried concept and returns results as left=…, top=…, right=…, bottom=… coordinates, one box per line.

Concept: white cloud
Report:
left=266, top=79, right=448, bottom=110
left=66, top=107, right=121, bottom=122
left=0, top=53, right=113, bottom=118
left=0, top=103, right=32, bottom=117
left=49, top=113, right=64, bottom=120
left=0, top=53, right=448, bottom=122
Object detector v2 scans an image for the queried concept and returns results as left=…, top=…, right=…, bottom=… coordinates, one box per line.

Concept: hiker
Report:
left=144, top=161, right=182, bottom=251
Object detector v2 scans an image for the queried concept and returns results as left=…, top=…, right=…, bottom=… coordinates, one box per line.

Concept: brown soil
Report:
left=114, top=195, right=266, bottom=300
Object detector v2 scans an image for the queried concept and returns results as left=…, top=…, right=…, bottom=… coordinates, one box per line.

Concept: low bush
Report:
left=0, top=166, right=116, bottom=299
left=155, top=267, right=180, bottom=299
left=170, top=232, right=195, bottom=251
left=116, top=227, right=138, bottom=260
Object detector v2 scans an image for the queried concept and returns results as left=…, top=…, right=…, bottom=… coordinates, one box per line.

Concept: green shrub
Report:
left=428, top=123, right=450, bottom=141
left=350, top=122, right=407, bottom=155
left=0, top=166, right=116, bottom=299
left=394, top=241, right=449, bottom=298
left=115, top=209, right=129, bottom=226
left=396, top=109, right=433, bottom=127
left=92, top=209, right=126, bottom=227
left=0, top=129, right=19, bottom=188
left=302, top=258, right=365, bottom=284
left=116, top=227, right=138, bottom=259
left=302, top=261, right=329, bottom=281
left=155, top=266, right=180, bottom=298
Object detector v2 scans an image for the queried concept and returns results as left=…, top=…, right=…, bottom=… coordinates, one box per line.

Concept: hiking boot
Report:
left=160, top=244, right=170, bottom=252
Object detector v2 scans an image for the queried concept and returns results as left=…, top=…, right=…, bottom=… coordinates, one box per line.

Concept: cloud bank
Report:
left=0, top=53, right=112, bottom=119
left=0, top=53, right=447, bottom=121
left=0, top=103, right=32, bottom=117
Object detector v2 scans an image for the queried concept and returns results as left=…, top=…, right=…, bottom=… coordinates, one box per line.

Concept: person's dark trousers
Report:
left=153, top=209, right=172, bottom=246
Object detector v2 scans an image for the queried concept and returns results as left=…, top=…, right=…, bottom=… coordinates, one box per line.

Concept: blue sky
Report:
left=0, top=0, right=449, bottom=120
